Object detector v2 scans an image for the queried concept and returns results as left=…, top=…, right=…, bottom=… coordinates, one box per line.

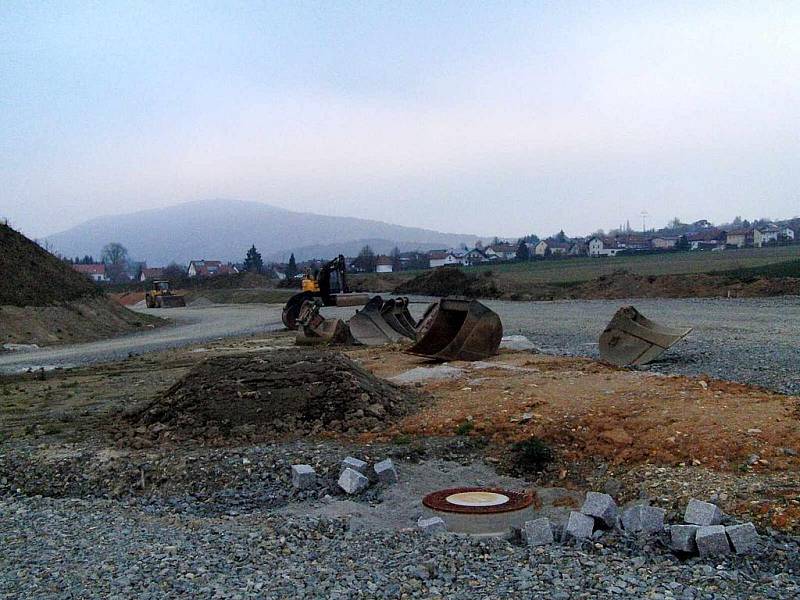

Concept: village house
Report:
left=375, top=256, right=393, bottom=273
left=587, top=236, right=622, bottom=257
left=483, top=243, right=516, bottom=261
left=547, top=241, right=571, bottom=256
left=463, top=248, right=488, bottom=265
left=72, top=263, right=110, bottom=282
left=614, top=233, right=650, bottom=251
left=726, top=229, right=752, bottom=248
left=650, top=236, right=679, bottom=250
left=428, top=250, right=449, bottom=269
left=782, top=226, right=796, bottom=241
left=753, top=224, right=781, bottom=247
left=187, top=260, right=236, bottom=277
left=687, top=230, right=725, bottom=251
left=138, top=267, right=164, bottom=282
left=568, top=239, right=588, bottom=256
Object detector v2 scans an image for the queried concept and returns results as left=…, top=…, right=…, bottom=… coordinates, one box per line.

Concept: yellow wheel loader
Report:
left=145, top=280, right=186, bottom=308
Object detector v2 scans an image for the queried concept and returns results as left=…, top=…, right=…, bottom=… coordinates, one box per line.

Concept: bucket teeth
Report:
left=348, top=296, right=420, bottom=346
left=599, top=305, right=692, bottom=366
left=295, top=299, right=354, bottom=345
left=406, top=298, right=503, bottom=361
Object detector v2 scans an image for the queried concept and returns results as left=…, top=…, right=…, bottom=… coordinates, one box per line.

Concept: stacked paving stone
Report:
left=669, top=499, right=759, bottom=557
left=521, top=491, right=759, bottom=559
left=290, top=456, right=400, bottom=495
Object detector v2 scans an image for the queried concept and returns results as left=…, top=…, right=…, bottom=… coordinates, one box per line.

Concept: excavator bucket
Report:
left=295, top=300, right=354, bottom=345
left=349, top=296, right=408, bottom=346
left=407, top=298, right=503, bottom=361
left=599, top=305, right=692, bottom=367
left=156, top=295, right=186, bottom=308
left=380, top=298, right=418, bottom=339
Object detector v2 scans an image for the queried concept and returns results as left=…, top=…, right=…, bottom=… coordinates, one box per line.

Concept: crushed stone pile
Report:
left=187, top=296, right=214, bottom=308
left=130, top=349, right=424, bottom=440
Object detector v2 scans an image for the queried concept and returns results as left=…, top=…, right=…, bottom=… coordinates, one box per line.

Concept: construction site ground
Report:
left=1, top=328, right=798, bottom=534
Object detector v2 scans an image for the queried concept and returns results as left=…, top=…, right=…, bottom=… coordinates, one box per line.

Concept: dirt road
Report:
left=0, top=303, right=284, bottom=373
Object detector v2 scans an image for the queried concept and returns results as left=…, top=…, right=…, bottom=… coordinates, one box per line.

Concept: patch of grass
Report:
left=392, top=433, right=413, bottom=445
left=455, top=420, right=474, bottom=436
left=512, top=437, right=554, bottom=471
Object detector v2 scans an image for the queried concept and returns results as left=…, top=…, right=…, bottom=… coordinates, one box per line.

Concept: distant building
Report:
left=139, top=267, right=164, bottom=282
left=375, top=256, right=393, bottom=273
left=587, top=236, right=622, bottom=257
left=726, top=229, right=752, bottom=248
left=187, top=260, right=237, bottom=277
left=428, top=250, right=449, bottom=269
left=464, top=248, right=488, bottom=265
left=754, top=224, right=781, bottom=247
left=650, top=236, right=679, bottom=250
left=687, top=229, right=725, bottom=251
left=72, top=263, right=110, bottom=283
left=483, top=243, right=516, bottom=261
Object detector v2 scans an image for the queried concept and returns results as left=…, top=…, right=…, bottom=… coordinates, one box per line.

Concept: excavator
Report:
left=281, top=255, right=370, bottom=330
left=281, top=255, right=504, bottom=360
left=145, top=280, right=186, bottom=308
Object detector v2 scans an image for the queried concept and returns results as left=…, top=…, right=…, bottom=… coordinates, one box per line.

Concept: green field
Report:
left=464, top=245, right=800, bottom=284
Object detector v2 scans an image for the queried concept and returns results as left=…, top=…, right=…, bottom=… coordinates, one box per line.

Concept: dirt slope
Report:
left=0, top=223, right=161, bottom=346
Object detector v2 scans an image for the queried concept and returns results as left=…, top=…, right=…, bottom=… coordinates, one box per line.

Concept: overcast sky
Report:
left=2, top=1, right=799, bottom=239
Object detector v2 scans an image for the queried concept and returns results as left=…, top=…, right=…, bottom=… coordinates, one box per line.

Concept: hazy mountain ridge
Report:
left=45, top=199, right=484, bottom=265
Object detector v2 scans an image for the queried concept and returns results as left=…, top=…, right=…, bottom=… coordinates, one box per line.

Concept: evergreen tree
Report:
left=286, top=253, right=298, bottom=278
left=243, top=244, right=263, bottom=273
left=515, top=239, right=530, bottom=261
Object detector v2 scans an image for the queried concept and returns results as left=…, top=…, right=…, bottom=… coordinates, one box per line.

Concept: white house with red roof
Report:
left=72, top=263, right=110, bottom=282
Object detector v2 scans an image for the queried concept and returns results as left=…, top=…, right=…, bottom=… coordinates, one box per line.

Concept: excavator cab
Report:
left=145, top=280, right=186, bottom=309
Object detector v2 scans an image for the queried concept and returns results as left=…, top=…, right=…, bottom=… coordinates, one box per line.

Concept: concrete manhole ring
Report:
left=423, top=487, right=535, bottom=514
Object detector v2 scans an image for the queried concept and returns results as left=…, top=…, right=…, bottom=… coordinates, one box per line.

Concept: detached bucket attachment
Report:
left=599, top=305, right=692, bottom=367
left=157, top=295, right=186, bottom=308
left=380, top=298, right=418, bottom=339
left=296, top=300, right=354, bottom=345
left=407, top=298, right=503, bottom=361
left=349, top=296, right=407, bottom=346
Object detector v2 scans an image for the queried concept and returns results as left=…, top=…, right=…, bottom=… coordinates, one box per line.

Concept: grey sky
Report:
left=2, top=1, right=799, bottom=239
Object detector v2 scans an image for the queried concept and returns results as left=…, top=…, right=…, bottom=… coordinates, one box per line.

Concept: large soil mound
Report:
left=395, top=267, right=500, bottom=298
left=131, top=349, right=424, bottom=440
left=0, top=223, right=161, bottom=346
left=0, top=223, right=100, bottom=306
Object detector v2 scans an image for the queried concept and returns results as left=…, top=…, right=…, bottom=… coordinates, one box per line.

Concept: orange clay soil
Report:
left=348, top=348, right=800, bottom=473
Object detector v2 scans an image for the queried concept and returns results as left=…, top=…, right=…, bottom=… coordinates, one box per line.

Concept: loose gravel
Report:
left=2, top=494, right=798, bottom=599
left=485, top=296, right=800, bottom=395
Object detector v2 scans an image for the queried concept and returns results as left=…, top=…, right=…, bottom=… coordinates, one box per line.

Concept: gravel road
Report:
left=481, top=296, right=800, bottom=396
left=0, top=304, right=284, bottom=373
left=3, top=295, right=799, bottom=394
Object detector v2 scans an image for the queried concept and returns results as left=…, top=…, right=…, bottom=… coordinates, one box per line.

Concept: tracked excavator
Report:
left=281, top=255, right=503, bottom=360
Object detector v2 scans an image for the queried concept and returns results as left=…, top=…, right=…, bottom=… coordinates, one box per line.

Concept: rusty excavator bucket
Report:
left=407, top=298, right=503, bottom=361
left=349, top=296, right=412, bottom=346
left=295, top=300, right=355, bottom=345
left=380, top=298, right=418, bottom=339
left=599, top=305, right=692, bottom=367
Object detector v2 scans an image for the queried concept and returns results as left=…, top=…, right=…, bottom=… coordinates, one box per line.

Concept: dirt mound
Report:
left=0, top=223, right=100, bottom=306
left=131, top=349, right=424, bottom=440
left=396, top=267, right=500, bottom=298
left=188, top=296, right=214, bottom=307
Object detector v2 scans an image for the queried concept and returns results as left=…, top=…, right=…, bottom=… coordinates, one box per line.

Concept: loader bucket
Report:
left=599, top=305, right=692, bottom=367
left=407, top=298, right=503, bottom=361
left=156, top=295, right=186, bottom=308
left=348, top=296, right=408, bottom=346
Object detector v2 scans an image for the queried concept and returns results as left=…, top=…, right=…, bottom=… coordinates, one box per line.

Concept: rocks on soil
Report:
left=127, top=348, right=424, bottom=441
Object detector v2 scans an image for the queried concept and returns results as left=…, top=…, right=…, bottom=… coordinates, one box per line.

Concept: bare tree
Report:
left=101, top=242, right=130, bottom=283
